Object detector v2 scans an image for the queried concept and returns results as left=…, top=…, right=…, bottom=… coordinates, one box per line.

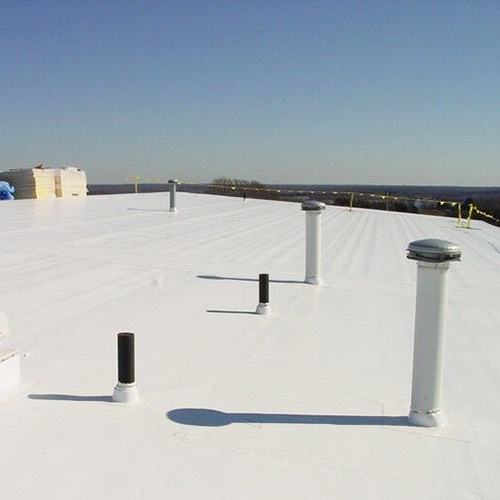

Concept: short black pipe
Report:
left=117, top=332, right=135, bottom=384
left=259, top=274, right=269, bottom=304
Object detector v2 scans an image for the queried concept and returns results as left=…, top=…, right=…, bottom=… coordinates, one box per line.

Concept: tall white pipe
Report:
left=301, top=201, right=325, bottom=285
left=407, top=239, right=461, bottom=427
left=168, top=179, right=178, bottom=213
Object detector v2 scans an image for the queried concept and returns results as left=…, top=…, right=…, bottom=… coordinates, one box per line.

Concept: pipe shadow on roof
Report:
left=28, top=394, right=112, bottom=402
left=206, top=309, right=257, bottom=315
left=198, top=275, right=302, bottom=284
left=127, top=208, right=169, bottom=213
left=167, top=408, right=409, bottom=427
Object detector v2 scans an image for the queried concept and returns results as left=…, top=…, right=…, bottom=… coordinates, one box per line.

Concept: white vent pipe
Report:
left=407, top=239, right=461, bottom=427
left=301, top=200, right=325, bottom=285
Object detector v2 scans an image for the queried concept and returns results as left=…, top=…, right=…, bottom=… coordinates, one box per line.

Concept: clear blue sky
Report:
left=1, top=0, right=499, bottom=185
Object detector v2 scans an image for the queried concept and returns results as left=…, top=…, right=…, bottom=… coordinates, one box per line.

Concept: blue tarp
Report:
left=0, top=181, right=15, bottom=200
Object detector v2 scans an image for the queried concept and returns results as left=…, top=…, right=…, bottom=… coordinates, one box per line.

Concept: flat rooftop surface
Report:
left=0, top=192, right=499, bottom=499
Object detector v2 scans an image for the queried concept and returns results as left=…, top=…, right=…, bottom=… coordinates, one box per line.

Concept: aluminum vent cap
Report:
left=301, top=200, right=326, bottom=211
left=407, top=238, right=461, bottom=262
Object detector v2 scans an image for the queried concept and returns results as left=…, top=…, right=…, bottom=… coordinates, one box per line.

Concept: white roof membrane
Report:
left=0, top=192, right=499, bottom=499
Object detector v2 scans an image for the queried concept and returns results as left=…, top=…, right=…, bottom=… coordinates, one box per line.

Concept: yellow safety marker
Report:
left=474, top=206, right=500, bottom=223
left=466, top=204, right=474, bottom=229
left=125, top=176, right=141, bottom=193
left=128, top=179, right=498, bottom=226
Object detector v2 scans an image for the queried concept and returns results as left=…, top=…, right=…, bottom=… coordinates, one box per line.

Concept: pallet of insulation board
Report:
left=55, top=167, right=87, bottom=197
left=0, top=168, right=57, bottom=199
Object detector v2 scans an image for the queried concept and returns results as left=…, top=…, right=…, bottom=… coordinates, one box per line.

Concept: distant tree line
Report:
left=207, top=177, right=279, bottom=200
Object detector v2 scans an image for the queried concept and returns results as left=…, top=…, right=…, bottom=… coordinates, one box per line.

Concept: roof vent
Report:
left=407, top=239, right=461, bottom=263
left=301, top=200, right=325, bottom=211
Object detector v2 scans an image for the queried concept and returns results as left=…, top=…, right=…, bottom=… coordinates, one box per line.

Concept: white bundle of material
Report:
left=0, top=167, right=56, bottom=199
left=55, top=167, right=87, bottom=197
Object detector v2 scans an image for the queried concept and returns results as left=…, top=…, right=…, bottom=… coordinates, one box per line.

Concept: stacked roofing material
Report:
left=0, top=166, right=56, bottom=199
left=0, top=165, right=87, bottom=199
left=55, top=166, right=88, bottom=197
